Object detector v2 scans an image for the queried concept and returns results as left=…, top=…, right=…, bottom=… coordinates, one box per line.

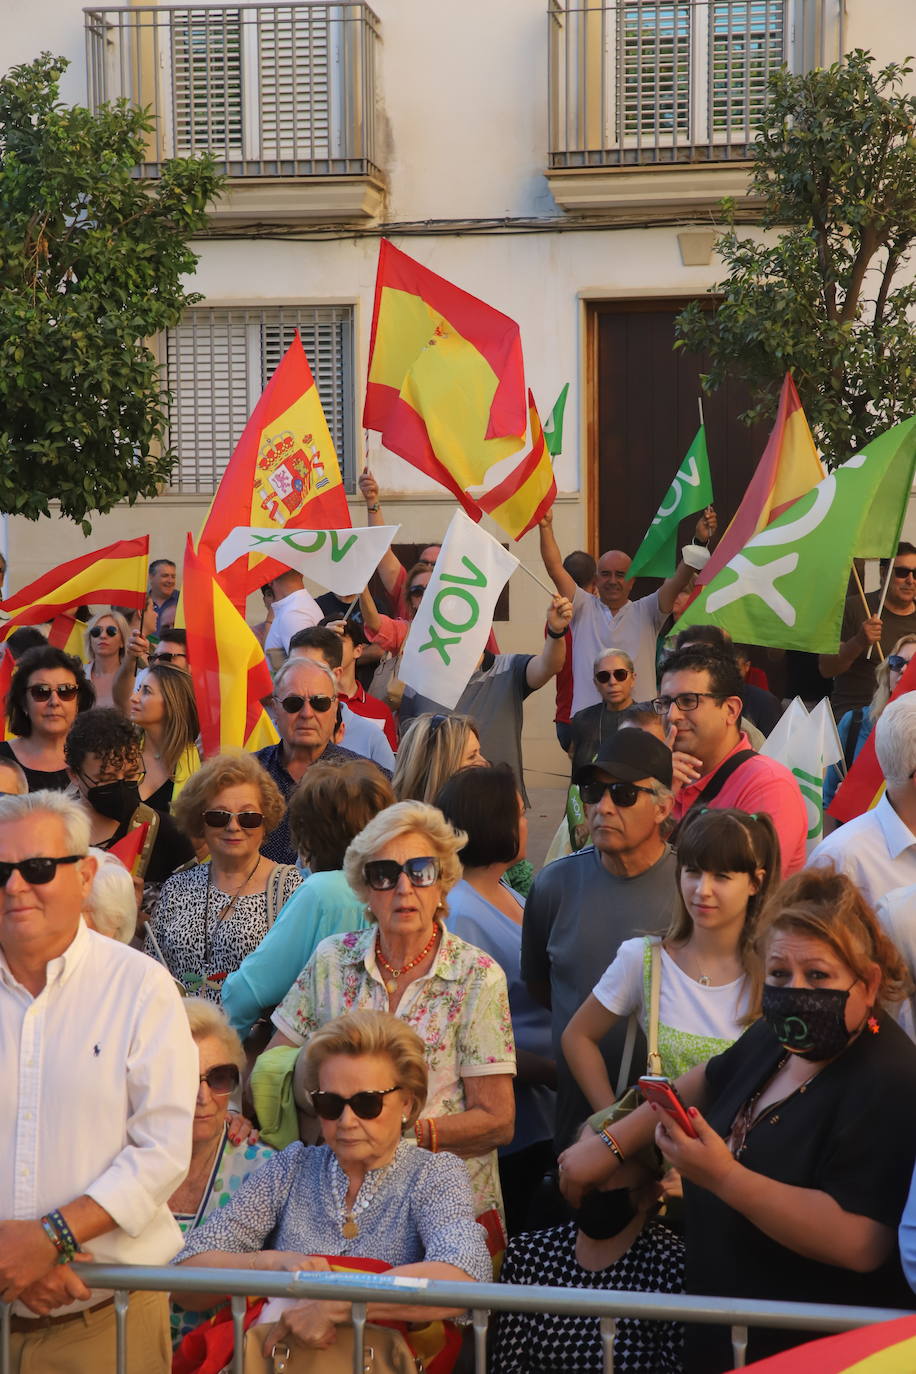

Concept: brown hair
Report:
left=748, top=864, right=912, bottom=1014
left=140, top=662, right=199, bottom=776
left=173, top=750, right=286, bottom=840
left=294, top=1009, right=428, bottom=1128
left=288, top=760, right=395, bottom=871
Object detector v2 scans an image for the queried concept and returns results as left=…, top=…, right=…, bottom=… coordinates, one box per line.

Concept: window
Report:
left=165, top=305, right=356, bottom=494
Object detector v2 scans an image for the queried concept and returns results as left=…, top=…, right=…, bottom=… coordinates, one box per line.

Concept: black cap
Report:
left=574, top=727, right=673, bottom=790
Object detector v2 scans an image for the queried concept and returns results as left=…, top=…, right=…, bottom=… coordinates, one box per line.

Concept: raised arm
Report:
left=358, top=471, right=404, bottom=594
left=525, top=596, right=573, bottom=690
left=537, top=509, right=577, bottom=600
left=657, top=507, right=717, bottom=615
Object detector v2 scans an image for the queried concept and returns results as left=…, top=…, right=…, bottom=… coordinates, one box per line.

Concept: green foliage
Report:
left=0, top=54, right=223, bottom=529
left=676, top=51, right=916, bottom=466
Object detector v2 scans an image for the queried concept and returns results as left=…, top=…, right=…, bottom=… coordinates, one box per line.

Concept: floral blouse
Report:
left=272, top=925, right=516, bottom=1220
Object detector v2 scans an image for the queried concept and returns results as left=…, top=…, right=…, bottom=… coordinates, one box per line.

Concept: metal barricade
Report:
left=2, top=1263, right=909, bottom=1374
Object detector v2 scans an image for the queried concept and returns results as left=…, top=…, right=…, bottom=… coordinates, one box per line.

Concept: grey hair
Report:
left=593, top=647, right=634, bottom=676
left=0, top=790, right=90, bottom=854
left=273, top=655, right=338, bottom=698
left=876, top=694, right=916, bottom=789
left=84, top=849, right=137, bottom=943
left=343, top=800, right=466, bottom=907
left=181, top=997, right=246, bottom=1072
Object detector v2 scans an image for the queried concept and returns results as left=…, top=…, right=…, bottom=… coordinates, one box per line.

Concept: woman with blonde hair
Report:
left=259, top=800, right=516, bottom=1231
left=84, top=608, right=131, bottom=709
left=129, top=660, right=201, bottom=810
left=393, top=712, right=484, bottom=802
left=824, top=631, right=916, bottom=809
left=145, top=751, right=302, bottom=999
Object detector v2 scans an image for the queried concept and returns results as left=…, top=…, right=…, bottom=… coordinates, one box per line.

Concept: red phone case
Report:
left=638, top=1075, right=699, bottom=1138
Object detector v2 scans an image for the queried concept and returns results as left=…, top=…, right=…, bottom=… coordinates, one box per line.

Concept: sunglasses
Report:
left=27, top=683, right=79, bottom=703
left=199, top=1063, right=240, bottom=1096
left=407, top=585, right=426, bottom=599
left=0, top=855, right=82, bottom=887
left=202, top=809, right=264, bottom=830
left=892, top=567, right=916, bottom=579
left=888, top=654, right=912, bottom=673
left=90, top=624, right=120, bottom=639
left=151, top=651, right=186, bottom=664
left=595, top=668, right=631, bottom=684
left=277, top=693, right=334, bottom=715
left=364, top=857, right=440, bottom=891
left=310, top=1086, right=400, bottom=1120
left=579, top=779, right=658, bottom=807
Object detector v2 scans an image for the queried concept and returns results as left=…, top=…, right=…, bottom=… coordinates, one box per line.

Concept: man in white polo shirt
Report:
left=538, top=506, right=716, bottom=716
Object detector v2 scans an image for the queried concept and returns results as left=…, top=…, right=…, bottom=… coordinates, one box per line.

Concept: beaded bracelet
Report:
left=598, top=1128, right=626, bottom=1164
left=414, top=1119, right=428, bottom=1149
left=43, top=1210, right=81, bottom=1264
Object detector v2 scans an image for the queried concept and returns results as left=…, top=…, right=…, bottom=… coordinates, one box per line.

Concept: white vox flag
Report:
left=213, top=525, right=400, bottom=596
left=761, top=696, right=843, bottom=853
left=399, top=510, right=519, bottom=709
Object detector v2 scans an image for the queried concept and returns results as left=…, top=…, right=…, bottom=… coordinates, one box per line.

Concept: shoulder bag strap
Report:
left=265, top=863, right=295, bottom=928
left=645, top=939, right=663, bottom=1076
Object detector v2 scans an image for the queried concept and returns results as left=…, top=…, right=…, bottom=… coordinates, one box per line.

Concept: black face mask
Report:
left=87, top=779, right=141, bottom=824
left=574, top=1187, right=636, bottom=1240
left=761, top=983, right=855, bottom=1062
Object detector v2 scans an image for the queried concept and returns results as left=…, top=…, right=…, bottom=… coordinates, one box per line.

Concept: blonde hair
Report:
left=85, top=609, right=130, bottom=665
left=870, top=633, right=916, bottom=723
left=343, top=800, right=465, bottom=908
left=182, top=997, right=246, bottom=1072
left=293, top=1010, right=428, bottom=1128
left=173, top=750, right=285, bottom=841
left=392, top=714, right=481, bottom=803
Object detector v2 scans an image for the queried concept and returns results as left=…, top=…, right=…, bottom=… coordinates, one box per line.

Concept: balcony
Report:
left=546, top=0, right=845, bottom=217
left=84, top=1, right=385, bottom=223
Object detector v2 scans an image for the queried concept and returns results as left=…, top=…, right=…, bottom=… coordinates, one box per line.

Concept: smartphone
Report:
left=638, top=1074, right=699, bottom=1138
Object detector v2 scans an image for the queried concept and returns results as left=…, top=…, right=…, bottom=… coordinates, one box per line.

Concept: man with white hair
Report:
left=807, top=694, right=916, bottom=904
left=0, top=791, right=196, bottom=1371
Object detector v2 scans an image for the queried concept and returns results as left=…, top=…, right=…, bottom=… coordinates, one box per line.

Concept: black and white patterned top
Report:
left=491, top=1221, right=685, bottom=1373
left=145, top=861, right=301, bottom=1002
left=175, top=1139, right=492, bottom=1282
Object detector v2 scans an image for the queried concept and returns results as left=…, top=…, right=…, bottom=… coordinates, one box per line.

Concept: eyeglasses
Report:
left=310, top=1086, right=400, bottom=1120
left=199, top=1063, right=240, bottom=1096
left=888, top=654, right=912, bottom=674
left=0, top=855, right=82, bottom=887
left=892, top=567, right=916, bottom=580
left=276, top=693, right=335, bottom=715
left=651, top=692, right=723, bottom=715
left=150, top=651, right=186, bottom=664
left=595, top=668, right=631, bottom=684
left=90, top=625, right=120, bottom=639
left=202, top=809, right=264, bottom=830
left=408, top=585, right=426, bottom=599
left=579, top=779, right=658, bottom=808
left=27, top=683, right=80, bottom=703
left=364, top=857, right=440, bottom=890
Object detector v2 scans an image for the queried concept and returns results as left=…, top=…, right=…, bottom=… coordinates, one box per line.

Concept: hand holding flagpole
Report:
left=852, top=564, right=885, bottom=662
left=866, top=558, right=895, bottom=661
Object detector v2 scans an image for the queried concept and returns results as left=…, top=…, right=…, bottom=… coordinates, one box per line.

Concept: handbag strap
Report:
left=614, top=1014, right=638, bottom=1099
left=265, top=864, right=293, bottom=929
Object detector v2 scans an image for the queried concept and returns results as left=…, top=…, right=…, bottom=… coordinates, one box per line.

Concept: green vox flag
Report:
left=543, top=383, right=569, bottom=458
left=673, top=415, right=916, bottom=653
left=627, top=427, right=713, bottom=581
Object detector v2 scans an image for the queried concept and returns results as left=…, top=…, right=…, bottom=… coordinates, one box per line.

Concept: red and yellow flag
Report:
left=0, top=537, right=149, bottom=639
left=364, top=240, right=527, bottom=517
left=735, top=1314, right=916, bottom=1370
left=0, top=647, right=14, bottom=742
left=694, top=373, right=825, bottom=591
left=827, top=651, right=916, bottom=822
left=47, top=613, right=89, bottom=658
left=198, top=331, right=350, bottom=606
left=477, top=392, right=557, bottom=539
left=183, top=536, right=278, bottom=758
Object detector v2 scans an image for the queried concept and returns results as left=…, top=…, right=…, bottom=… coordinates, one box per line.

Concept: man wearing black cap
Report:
left=522, top=729, right=678, bottom=1151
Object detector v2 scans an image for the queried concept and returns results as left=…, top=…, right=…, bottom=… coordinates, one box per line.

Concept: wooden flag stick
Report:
left=867, top=556, right=896, bottom=661
left=518, top=562, right=561, bottom=599
left=852, top=564, right=885, bottom=663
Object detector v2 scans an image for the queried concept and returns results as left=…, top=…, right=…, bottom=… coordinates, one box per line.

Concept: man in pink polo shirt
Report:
left=654, top=642, right=807, bottom=875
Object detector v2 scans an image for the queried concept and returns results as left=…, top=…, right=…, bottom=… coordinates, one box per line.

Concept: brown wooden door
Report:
left=590, top=299, right=773, bottom=595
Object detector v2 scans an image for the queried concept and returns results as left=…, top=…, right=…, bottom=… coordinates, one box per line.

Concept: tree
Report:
left=676, top=51, right=916, bottom=467
left=0, top=54, right=223, bottom=530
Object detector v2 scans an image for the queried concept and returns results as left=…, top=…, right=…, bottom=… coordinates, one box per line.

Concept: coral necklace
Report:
left=376, top=928, right=439, bottom=995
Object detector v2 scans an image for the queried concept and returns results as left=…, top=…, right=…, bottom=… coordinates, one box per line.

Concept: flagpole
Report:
left=866, top=557, right=896, bottom=661
left=517, top=562, right=562, bottom=599
left=341, top=594, right=360, bottom=624
left=852, top=564, right=885, bottom=662
left=697, top=396, right=705, bottom=429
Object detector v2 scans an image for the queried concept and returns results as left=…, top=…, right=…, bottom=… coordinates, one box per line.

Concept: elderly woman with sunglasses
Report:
left=168, top=998, right=275, bottom=1348
left=0, top=645, right=94, bottom=792
left=259, top=800, right=516, bottom=1231
left=175, top=1010, right=491, bottom=1354
left=145, top=752, right=302, bottom=999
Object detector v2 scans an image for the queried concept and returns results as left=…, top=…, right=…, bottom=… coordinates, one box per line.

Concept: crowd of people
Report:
left=5, top=502, right=916, bottom=1374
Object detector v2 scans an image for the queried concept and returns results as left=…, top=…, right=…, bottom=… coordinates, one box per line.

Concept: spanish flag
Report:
left=0, top=648, right=13, bottom=742
left=182, top=536, right=278, bottom=758
left=477, top=392, right=557, bottom=539
left=734, top=1314, right=916, bottom=1370
left=694, top=373, right=825, bottom=591
left=0, top=537, right=149, bottom=637
left=364, top=240, right=527, bottom=516
left=198, top=331, right=350, bottom=606
left=828, top=650, right=916, bottom=822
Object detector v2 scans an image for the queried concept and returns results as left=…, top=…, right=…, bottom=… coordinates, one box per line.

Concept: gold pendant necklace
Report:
left=341, top=1212, right=359, bottom=1239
